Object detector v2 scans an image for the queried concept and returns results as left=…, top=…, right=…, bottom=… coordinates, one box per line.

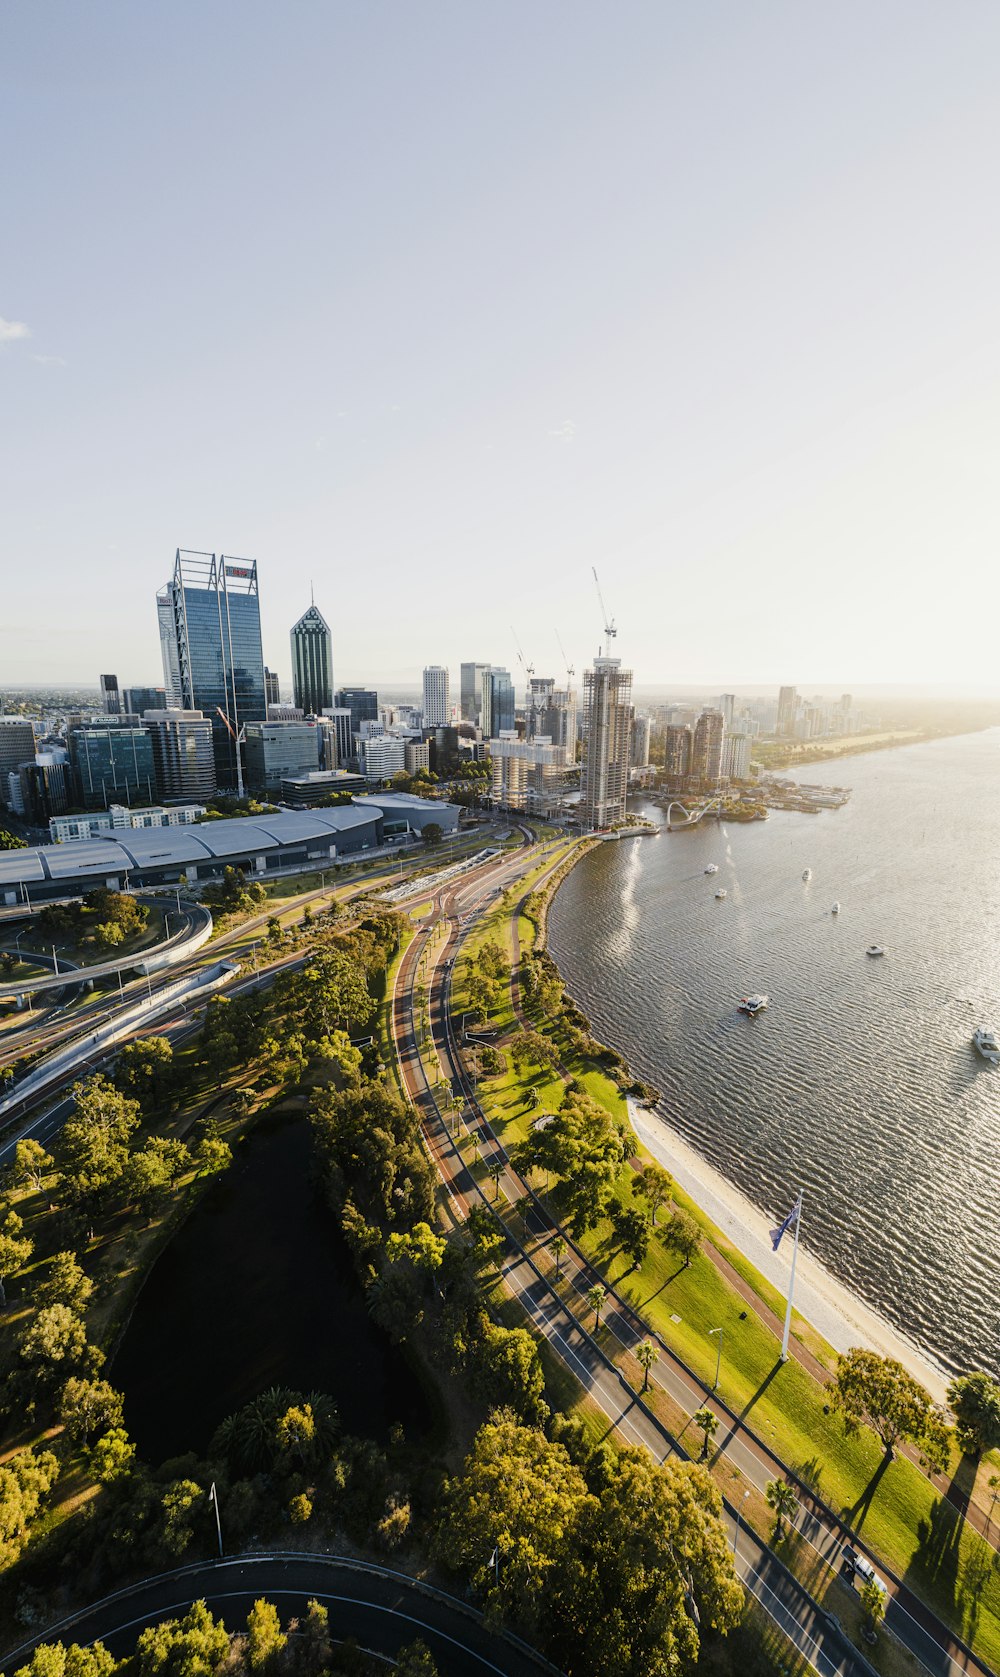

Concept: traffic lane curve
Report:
left=0, top=1554, right=562, bottom=1677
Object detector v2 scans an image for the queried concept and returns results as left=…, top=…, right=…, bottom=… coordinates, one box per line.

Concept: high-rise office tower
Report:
left=777, top=685, right=798, bottom=738
left=144, top=710, right=217, bottom=802
left=422, top=665, right=450, bottom=728
left=157, top=550, right=266, bottom=789
left=99, top=674, right=121, bottom=715
left=460, top=662, right=490, bottom=724
left=67, top=723, right=157, bottom=810
left=291, top=602, right=334, bottom=715
left=580, top=656, right=632, bottom=829
left=722, top=733, right=751, bottom=780
left=663, top=724, right=692, bottom=779
left=123, top=686, right=167, bottom=717
left=0, top=718, right=37, bottom=807
left=481, top=668, right=515, bottom=739
left=157, top=595, right=182, bottom=706
left=691, top=709, right=725, bottom=784
left=719, top=693, right=735, bottom=730
left=323, top=707, right=354, bottom=768
left=264, top=668, right=280, bottom=708
left=335, top=688, right=378, bottom=733
left=630, top=712, right=652, bottom=768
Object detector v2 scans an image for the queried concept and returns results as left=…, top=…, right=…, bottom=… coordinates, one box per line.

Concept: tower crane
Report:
left=215, top=707, right=247, bottom=800
left=554, top=629, right=575, bottom=686
left=592, top=567, right=617, bottom=659
left=510, top=626, right=535, bottom=681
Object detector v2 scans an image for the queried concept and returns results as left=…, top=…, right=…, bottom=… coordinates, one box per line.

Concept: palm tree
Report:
left=487, top=1159, right=504, bottom=1200
left=988, top=1474, right=1000, bottom=1529
left=766, top=1477, right=798, bottom=1534
left=636, top=1340, right=658, bottom=1393
left=693, top=1406, right=718, bottom=1461
left=586, top=1283, right=607, bottom=1329
left=551, top=1235, right=566, bottom=1279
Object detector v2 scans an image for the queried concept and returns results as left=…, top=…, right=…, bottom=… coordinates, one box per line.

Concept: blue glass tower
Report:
left=158, top=550, right=266, bottom=790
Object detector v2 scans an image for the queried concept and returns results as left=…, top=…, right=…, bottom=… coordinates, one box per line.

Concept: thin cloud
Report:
left=32, top=353, right=67, bottom=367
left=0, top=315, right=31, bottom=344
left=548, top=419, right=577, bottom=442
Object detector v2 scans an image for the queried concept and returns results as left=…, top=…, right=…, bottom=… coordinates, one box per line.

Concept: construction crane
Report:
left=215, top=706, right=247, bottom=800
left=592, top=567, right=617, bottom=659
left=510, top=625, right=535, bottom=681
left=554, top=628, right=575, bottom=685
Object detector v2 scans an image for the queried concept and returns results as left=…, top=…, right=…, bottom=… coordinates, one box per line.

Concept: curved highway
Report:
left=0, top=1553, right=560, bottom=1677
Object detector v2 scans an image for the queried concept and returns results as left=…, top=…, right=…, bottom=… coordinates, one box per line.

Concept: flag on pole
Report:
left=770, top=1195, right=801, bottom=1252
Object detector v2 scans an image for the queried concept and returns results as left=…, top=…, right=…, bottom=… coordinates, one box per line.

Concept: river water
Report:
left=548, top=730, right=1000, bottom=1380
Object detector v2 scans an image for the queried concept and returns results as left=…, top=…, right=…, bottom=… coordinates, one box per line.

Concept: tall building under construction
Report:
left=580, top=655, right=632, bottom=829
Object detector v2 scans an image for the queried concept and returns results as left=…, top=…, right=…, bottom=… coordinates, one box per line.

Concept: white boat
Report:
left=831, top=902, right=840, bottom=914
left=866, top=945, right=885, bottom=958
left=738, top=993, right=769, bottom=1016
left=973, top=1028, right=1000, bottom=1066
left=802, top=868, right=812, bottom=881
left=715, top=888, right=727, bottom=900
left=705, top=863, right=719, bottom=875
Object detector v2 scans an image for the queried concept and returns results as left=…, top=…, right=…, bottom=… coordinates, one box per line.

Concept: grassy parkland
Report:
left=440, top=833, right=1000, bottom=1673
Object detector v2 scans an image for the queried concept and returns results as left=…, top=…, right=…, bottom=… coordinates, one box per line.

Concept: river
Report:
left=548, top=729, right=1000, bottom=1381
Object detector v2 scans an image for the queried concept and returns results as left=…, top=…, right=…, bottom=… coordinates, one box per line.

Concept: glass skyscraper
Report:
left=482, top=667, right=515, bottom=739
left=290, top=601, right=334, bottom=715
left=157, top=550, right=266, bottom=790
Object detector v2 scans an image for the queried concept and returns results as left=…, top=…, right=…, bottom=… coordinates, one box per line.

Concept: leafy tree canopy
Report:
left=829, top=1348, right=949, bottom=1466
left=947, top=1370, right=1000, bottom=1457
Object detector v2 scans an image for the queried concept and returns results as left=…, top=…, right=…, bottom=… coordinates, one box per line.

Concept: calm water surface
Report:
left=113, top=1116, right=428, bottom=1462
left=549, top=731, right=1000, bottom=1379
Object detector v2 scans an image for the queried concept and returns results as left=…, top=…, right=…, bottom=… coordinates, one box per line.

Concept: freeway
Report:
left=0, top=1553, right=560, bottom=1677
left=394, top=833, right=989, bottom=1677
left=390, top=837, right=873, bottom=1677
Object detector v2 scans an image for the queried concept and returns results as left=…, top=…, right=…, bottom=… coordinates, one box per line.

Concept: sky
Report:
left=2, top=2, right=999, bottom=694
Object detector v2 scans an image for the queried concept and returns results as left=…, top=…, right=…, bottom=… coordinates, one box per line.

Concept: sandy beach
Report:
left=629, top=1100, right=950, bottom=1405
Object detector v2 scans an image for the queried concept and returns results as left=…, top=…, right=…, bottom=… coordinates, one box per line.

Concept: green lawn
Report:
left=445, top=851, right=1000, bottom=1671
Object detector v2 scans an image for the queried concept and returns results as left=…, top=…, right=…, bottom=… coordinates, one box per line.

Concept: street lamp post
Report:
left=709, top=1326, right=724, bottom=1391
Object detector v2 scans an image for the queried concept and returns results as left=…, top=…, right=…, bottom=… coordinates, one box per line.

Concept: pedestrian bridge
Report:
left=663, top=795, right=724, bottom=829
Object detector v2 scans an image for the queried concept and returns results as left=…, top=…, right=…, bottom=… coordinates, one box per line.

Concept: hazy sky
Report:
left=3, top=2, right=998, bottom=692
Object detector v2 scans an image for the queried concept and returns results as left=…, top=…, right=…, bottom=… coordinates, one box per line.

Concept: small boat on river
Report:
left=866, top=944, right=885, bottom=958
left=972, top=1028, right=1000, bottom=1066
left=715, top=888, right=727, bottom=900
left=738, top=994, right=769, bottom=1016
left=831, top=902, right=840, bottom=914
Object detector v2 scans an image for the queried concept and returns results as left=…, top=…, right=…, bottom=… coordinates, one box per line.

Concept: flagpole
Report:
left=780, top=1193, right=802, bottom=1362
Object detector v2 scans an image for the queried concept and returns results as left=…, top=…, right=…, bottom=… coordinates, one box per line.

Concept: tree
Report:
left=829, top=1348, right=948, bottom=1465
left=0, top=1210, right=33, bottom=1306
left=551, top=1235, right=566, bottom=1278
left=57, top=1377, right=124, bottom=1445
left=0, top=1447, right=59, bottom=1560
left=134, top=1600, right=229, bottom=1677
left=611, top=1204, right=650, bottom=1269
left=546, top=1451, right=743, bottom=1675
left=293, top=948, right=375, bottom=1039
left=396, top=1642, right=440, bottom=1677
left=21, top=1304, right=90, bottom=1374
left=434, top=1413, right=595, bottom=1633
left=635, top=1161, right=673, bottom=1225
left=693, top=1406, right=718, bottom=1460
left=421, top=823, right=443, bottom=846
left=662, top=1207, right=700, bottom=1268
left=487, top=1159, right=504, bottom=1200
left=473, top=1323, right=548, bottom=1424
left=195, top=1134, right=232, bottom=1175
left=12, top=1139, right=54, bottom=1194
left=12, top=1642, right=116, bottom=1677
left=947, top=1371, right=1000, bottom=1457
left=295, top=1601, right=331, bottom=1677
left=765, top=1477, right=798, bottom=1534
left=126, top=1137, right=191, bottom=1223
left=586, top=1283, right=607, bottom=1329
left=37, top=1251, right=93, bottom=1314
left=860, top=1579, right=887, bottom=1637
left=309, top=1078, right=436, bottom=1231
left=511, top=1088, right=627, bottom=1235
left=56, top=1076, right=141, bottom=1226
left=0, top=828, right=28, bottom=850
left=246, top=1600, right=286, bottom=1672
left=636, top=1340, right=658, bottom=1393
left=508, top=1027, right=556, bottom=1073
left=90, top=1427, right=136, bottom=1484
left=114, top=1038, right=175, bottom=1113
left=466, top=972, right=499, bottom=1021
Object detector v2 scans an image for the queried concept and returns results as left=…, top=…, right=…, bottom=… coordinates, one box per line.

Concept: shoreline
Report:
left=540, top=836, right=952, bottom=1408
left=629, top=1100, right=950, bottom=1404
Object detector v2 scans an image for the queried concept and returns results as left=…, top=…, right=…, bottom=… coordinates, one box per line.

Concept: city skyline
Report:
left=4, top=4, right=1000, bottom=692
